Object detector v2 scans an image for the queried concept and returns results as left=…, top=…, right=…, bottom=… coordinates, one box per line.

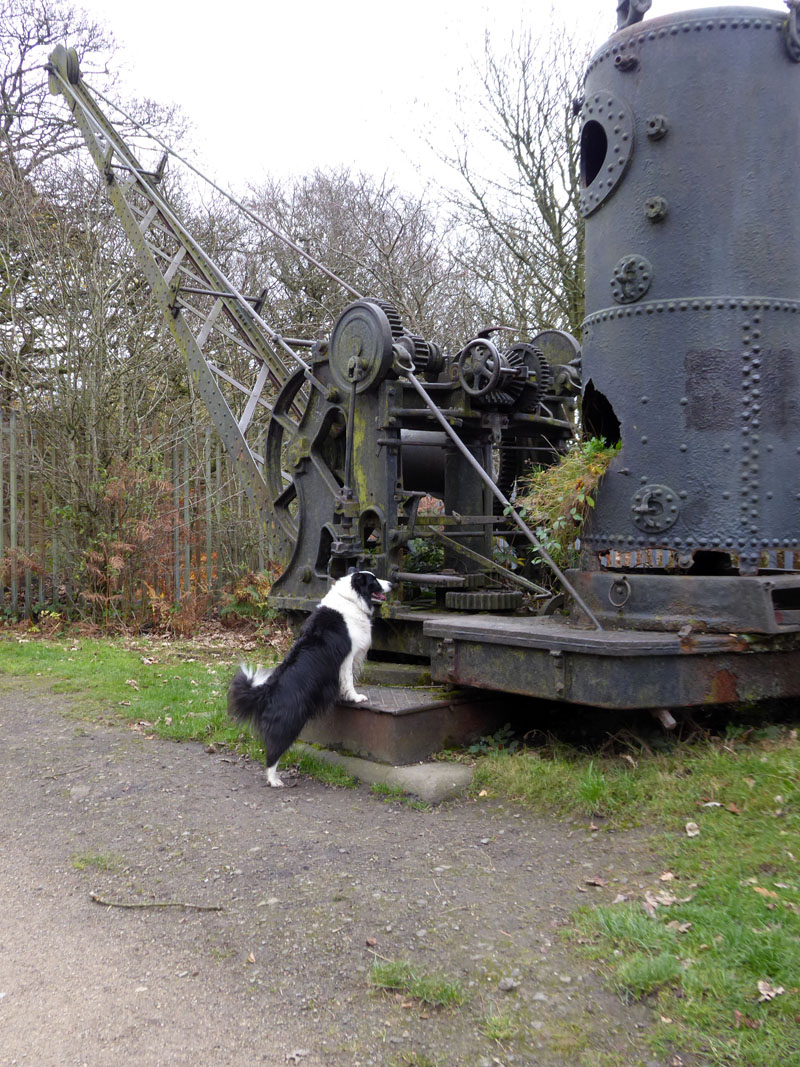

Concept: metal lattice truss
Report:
left=46, top=44, right=310, bottom=522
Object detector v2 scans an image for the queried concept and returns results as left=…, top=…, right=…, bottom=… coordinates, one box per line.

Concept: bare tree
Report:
left=445, top=20, right=590, bottom=337
left=0, top=0, right=203, bottom=600
left=1, top=0, right=190, bottom=180
left=0, top=0, right=114, bottom=177
left=242, top=169, right=482, bottom=350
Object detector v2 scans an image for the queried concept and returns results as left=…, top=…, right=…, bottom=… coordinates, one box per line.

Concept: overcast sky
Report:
left=71, top=0, right=773, bottom=197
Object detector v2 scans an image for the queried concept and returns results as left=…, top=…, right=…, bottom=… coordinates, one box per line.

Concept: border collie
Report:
left=227, top=570, right=391, bottom=787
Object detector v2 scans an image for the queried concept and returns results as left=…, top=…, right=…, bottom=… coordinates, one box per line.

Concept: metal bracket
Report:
left=608, top=576, right=632, bottom=608
left=611, top=255, right=653, bottom=304
left=616, top=0, right=651, bottom=30
left=549, top=649, right=567, bottom=697
left=785, top=1, right=800, bottom=61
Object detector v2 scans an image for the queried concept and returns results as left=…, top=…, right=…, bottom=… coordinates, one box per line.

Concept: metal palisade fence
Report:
left=0, top=411, right=268, bottom=622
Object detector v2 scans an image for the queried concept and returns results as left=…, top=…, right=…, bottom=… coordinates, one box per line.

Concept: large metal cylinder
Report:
left=579, top=5, right=800, bottom=572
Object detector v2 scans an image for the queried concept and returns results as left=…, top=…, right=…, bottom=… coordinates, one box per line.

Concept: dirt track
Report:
left=0, top=681, right=692, bottom=1066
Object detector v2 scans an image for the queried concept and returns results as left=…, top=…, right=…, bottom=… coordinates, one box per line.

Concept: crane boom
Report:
left=46, top=44, right=303, bottom=523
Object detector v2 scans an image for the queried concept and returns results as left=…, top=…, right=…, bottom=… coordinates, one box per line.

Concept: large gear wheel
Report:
left=265, top=367, right=346, bottom=563
left=328, top=298, right=402, bottom=394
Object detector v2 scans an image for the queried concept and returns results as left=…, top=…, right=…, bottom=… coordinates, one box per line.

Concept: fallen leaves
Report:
left=643, top=890, right=675, bottom=917
left=757, top=979, right=785, bottom=1002
left=642, top=887, right=694, bottom=918
left=665, top=920, right=693, bottom=934
left=753, top=885, right=779, bottom=901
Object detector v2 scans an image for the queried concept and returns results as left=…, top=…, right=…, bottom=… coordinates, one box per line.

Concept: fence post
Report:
left=23, top=423, right=31, bottom=618
left=215, top=438, right=222, bottom=589
left=204, top=427, right=212, bottom=591
left=9, top=412, right=18, bottom=616
left=182, top=435, right=190, bottom=597
left=0, top=411, right=4, bottom=614
left=172, top=435, right=180, bottom=600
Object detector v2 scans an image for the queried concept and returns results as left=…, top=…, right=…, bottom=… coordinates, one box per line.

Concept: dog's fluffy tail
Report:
left=227, top=663, right=271, bottom=726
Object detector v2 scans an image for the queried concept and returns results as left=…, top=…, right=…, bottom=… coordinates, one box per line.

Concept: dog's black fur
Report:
left=227, top=570, right=390, bottom=787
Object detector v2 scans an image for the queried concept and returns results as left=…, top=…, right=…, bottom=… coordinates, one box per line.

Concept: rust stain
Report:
left=709, top=668, right=740, bottom=704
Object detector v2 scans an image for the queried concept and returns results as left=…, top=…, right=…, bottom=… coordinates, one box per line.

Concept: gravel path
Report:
left=0, top=681, right=690, bottom=1066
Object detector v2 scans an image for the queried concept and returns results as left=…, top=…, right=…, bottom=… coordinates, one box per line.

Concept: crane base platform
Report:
left=423, top=613, right=800, bottom=710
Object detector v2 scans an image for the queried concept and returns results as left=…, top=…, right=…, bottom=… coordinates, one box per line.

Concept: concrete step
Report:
left=301, top=682, right=505, bottom=764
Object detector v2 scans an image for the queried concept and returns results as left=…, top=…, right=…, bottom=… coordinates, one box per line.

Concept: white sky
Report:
left=72, top=0, right=775, bottom=198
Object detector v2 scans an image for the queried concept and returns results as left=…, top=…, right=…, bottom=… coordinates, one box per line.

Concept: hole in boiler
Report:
left=580, top=120, right=608, bottom=188
left=582, top=379, right=621, bottom=446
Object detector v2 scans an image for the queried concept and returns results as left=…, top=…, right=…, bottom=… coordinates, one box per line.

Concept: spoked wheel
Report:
left=265, top=369, right=312, bottom=552
left=265, top=368, right=346, bottom=566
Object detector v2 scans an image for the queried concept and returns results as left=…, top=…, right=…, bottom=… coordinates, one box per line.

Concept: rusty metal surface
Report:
left=422, top=611, right=746, bottom=655
left=425, top=612, right=800, bottom=708
left=566, top=570, right=800, bottom=633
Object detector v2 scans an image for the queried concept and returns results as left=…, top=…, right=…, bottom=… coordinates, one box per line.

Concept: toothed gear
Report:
left=511, top=343, right=553, bottom=412
left=445, top=590, right=524, bottom=611
left=492, top=434, right=524, bottom=515
left=363, top=297, right=403, bottom=339
left=466, top=342, right=553, bottom=410
left=477, top=344, right=526, bottom=409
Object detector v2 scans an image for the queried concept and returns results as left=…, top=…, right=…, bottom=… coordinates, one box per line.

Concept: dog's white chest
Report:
left=343, top=612, right=371, bottom=654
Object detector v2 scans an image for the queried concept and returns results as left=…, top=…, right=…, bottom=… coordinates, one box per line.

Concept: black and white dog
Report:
left=227, top=570, right=391, bottom=787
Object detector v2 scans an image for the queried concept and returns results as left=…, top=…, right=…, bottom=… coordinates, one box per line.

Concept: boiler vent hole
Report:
left=581, top=120, right=608, bottom=188
left=582, top=379, right=621, bottom=447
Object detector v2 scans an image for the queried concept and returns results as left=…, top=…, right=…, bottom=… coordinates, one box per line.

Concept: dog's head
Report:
left=347, top=570, right=392, bottom=610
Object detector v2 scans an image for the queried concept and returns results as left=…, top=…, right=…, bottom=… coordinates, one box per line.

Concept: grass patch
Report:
left=370, top=782, right=431, bottom=811
left=0, top=635, right=345, bottom=783
left=388, top=1054, right=441, bottom=1067
left=370, top=958, right=466, bottom=1008
left=287, top=745, right=358, bottom=789
left=71, top=852, right=121, bottom=872
left=481, top=1011, right=519, bottom=1043
left=515, top=436, right=619, bottom=572
left=470, top=716, right=800, bottom=1065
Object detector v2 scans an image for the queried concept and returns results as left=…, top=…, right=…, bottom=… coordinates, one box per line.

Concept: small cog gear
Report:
left=513, top=344, right=553, bottom=412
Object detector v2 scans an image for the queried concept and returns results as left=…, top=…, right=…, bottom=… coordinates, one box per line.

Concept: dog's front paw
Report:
left=351, top=692, right=369, bottom=704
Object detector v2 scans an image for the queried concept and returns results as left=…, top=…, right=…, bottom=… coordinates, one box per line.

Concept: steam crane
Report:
left=47, top=0, right=800, bottom=762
